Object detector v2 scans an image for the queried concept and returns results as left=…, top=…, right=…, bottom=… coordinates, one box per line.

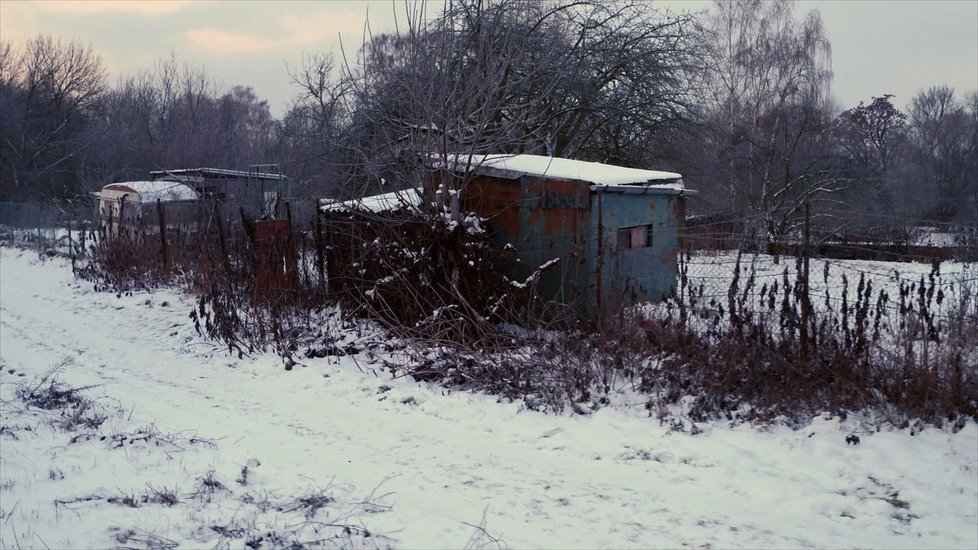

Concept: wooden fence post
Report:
left=213, top=201, right=228, bottom=266
left=157, top=198, right=168, bottom=271
left=285, top=202, right=298, bottom=289
left=315, top=208, right=325, bottom=291
left=67, top=203, right=74, bottom=258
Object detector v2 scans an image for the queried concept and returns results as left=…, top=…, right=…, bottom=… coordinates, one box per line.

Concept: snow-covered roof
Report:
left=102, top=181, right=200, bottom=203
left=440, top=154, right=683, bottom=188
left=322, top=155, right=691, bottom=214
left=320, top=189, right=424, bottom=214
left=149, top=167, right=287, bottom=181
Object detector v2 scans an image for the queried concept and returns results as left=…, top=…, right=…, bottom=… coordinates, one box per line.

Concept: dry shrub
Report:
left=633, top=254, right=978, bottom=426
left=189, top=211, right=331, bottom=362
left=13, top=365, right=109, bottom=432
left=323, top=208, right=542, bottom=344
left=76, top=201, right=332, bottom=362
left=393, top=330, right=606, bottom=413
left=390, top=251, right=976, bottom=426
left=74, top=203, right=232, bottom=293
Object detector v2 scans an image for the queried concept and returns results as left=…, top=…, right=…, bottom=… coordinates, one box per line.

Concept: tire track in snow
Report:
left=0, top=261, right=745, bottom=547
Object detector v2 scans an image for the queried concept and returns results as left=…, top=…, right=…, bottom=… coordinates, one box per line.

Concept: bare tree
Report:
left=837, top=95, right=907, bottom=177
left=78, top=52, right=284, bottom=196
left=321, top=0, right=700, bottom=215
left=331, top=0, right=577, bottom=212
left=829, top=94, right=910, bottom=233
left=82, top=56, right=217, bottom=186
left=281, top=52, right=351, bottom=198
left=0, top=41, right=18, bottom=90
left=699, top=0, right=837, bottom=243
left=525, top=1, right=702, bottom=166
left=0, top=35, right=106, bottom=200
left=907, top=86, right=978, bottom=224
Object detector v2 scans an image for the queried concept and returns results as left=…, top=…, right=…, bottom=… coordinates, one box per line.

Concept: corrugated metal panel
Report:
left=459, top=174, right=685, bottom=320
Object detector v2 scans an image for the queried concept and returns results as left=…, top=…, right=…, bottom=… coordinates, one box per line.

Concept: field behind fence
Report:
left=637, top=243, right=977, bottom=423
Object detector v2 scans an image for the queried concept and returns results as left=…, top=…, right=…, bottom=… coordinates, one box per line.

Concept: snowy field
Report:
left=1, top=246, right=976, bottom=549
left=683, top=250, right=974, bottom=306
left=676, top=251, right=977, bottom=337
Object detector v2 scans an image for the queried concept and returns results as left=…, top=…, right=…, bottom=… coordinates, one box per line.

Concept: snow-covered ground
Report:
left=684, top=250, right=972, bottom=298
left=1, top=247, right=976, bottom=549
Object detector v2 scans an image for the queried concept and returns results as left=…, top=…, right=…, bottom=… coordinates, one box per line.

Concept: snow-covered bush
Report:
left=322, top=208, right=539, bottom=343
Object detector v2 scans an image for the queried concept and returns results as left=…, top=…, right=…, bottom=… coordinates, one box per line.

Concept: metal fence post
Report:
left=315, top=207, right=325, bottom=290
left=800, top=201, right=811, bottom=364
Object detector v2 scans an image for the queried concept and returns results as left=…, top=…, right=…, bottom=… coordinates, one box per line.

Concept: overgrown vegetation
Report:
left=383, top=263, right=977, bottom=428
left=317, top=216, right=977, bottom=426
left=638, top=253, right=978, bottom=426
left=73, top=203, right=331, bottom=363
left=12, top=361, right=108, bottom=432
left=70, top=195, right=978, bottom=429
left=323, top=208, right=556, bottom=343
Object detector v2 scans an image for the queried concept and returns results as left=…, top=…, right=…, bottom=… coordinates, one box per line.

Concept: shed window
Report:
left=617, top=225, right=653, bottom=250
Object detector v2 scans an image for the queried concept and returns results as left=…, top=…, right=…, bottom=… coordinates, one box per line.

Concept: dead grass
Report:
left=13, top=362, right=109, bottom=431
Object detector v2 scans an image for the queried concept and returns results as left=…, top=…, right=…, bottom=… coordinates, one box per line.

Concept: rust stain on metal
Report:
left=461, top=176, right=519, bottom=220
left=539, top=179, right=588, bottom=209
left=254, top=219, right=297, bottom=300
left=672, top=196, right=685, bottom=219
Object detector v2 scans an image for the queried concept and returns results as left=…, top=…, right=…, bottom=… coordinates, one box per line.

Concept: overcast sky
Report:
left=1, top=0, right=976, bottom=117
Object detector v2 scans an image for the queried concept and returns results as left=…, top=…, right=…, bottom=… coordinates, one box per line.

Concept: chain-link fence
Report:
left=675, top=206, right=978, bottom=339
left=654, top=207, right=978, bottom=421
left=0, top=200, right=101, bottom=256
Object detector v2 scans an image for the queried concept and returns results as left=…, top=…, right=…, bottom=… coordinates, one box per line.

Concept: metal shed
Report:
left=443, top=154, right=696, bottom=318
left=148, top=166, right=289, bottom=219
left=99, top=180, right=200, bottom=237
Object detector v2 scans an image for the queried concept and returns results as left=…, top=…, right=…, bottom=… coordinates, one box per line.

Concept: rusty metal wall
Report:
left=461, top=174, right=685, bottom=320
left=254, top=219, right=298, bottom=301
left=587, top=191, right=684, bottom=317
left=462, top=175, right=589, bottom=306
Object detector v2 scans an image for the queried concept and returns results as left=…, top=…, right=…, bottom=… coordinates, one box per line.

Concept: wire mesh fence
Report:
left=5, top=196, right=974, bottom=313
left=653, top=208, right=978, bottom=421
left=674, top=207, right=978, bottom=341
left=0, top=200, right=101, bottom=256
